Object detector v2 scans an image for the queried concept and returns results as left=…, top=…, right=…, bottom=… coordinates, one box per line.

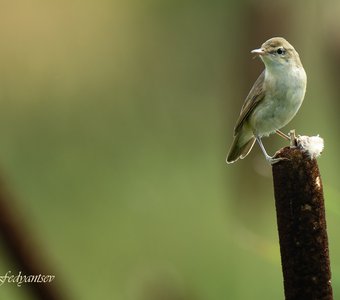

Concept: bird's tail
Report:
left=226, top=131, right=255, bottom=164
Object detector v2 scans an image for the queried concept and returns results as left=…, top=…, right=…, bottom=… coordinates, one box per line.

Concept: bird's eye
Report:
left=277, top=47, right=286, bottom=55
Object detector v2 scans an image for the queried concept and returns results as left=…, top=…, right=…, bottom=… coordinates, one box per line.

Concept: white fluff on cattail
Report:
left=296, top=135, right=324, bottom=159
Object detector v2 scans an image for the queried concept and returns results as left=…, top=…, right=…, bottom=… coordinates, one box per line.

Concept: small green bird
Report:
left=226, top=37, right=307, bottom=164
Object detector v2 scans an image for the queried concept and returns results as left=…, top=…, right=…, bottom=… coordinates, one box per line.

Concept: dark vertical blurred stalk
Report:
left=0, top=175, right=69, bottom=300
left=272, top=147, right=333, bottom=300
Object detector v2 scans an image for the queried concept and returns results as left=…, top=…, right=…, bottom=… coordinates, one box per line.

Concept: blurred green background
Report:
left=0, top=0, right=339, bottom=299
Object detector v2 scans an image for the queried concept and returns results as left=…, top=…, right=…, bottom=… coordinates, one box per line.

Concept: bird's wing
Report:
left=234, top=70, right=266, bottom=135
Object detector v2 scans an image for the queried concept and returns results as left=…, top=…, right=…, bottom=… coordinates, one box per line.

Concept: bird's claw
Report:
left=266, top=156, right=289, bottom=165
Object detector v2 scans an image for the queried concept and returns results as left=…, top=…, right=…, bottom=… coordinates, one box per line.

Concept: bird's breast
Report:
left=249, top=66, right=306, bottom=137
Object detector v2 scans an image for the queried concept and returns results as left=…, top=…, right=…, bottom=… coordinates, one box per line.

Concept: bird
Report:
left=226, top=37, right=307, bottom=164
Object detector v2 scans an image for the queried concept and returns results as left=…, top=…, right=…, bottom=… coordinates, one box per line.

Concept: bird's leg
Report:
left=275, top=129, right=290, bottom=141
left=289, top=129, right=297, bottom=147
left=256, top=136, right=287, bottom=165
left=276, top=129, right=298, bottom=147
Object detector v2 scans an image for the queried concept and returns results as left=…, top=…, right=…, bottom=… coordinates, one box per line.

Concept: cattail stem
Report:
left=272, top=146, right=332, bottom=300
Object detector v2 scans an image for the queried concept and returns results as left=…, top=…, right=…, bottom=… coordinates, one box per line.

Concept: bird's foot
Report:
left=265, top=155, right=289, bottom=165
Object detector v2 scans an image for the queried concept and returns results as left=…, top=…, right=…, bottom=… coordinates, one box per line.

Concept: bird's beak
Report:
left=251, top=48, right=265, bottom=57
